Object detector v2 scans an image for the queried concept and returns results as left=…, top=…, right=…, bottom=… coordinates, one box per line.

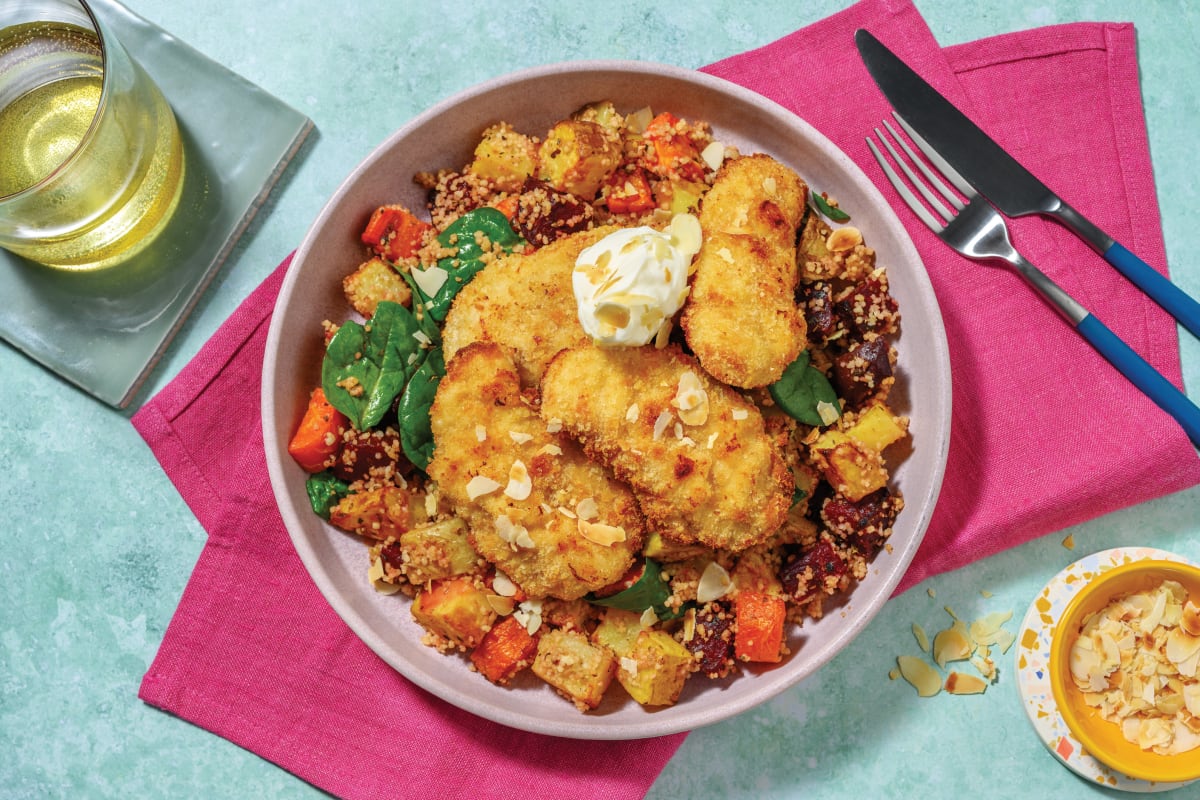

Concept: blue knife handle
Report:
left=1103, top=241, right=1200, bottom=339
left=1076, top=313, right=1200, bottom=446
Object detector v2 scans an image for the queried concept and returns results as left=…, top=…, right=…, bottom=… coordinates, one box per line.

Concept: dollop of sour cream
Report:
left=572, top=213, right=702, bottom=346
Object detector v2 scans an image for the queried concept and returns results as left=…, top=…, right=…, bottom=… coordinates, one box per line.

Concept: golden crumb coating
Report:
left=540, top=344, right=792, bottom=552
left=427, top=342, right=644, bottom=599
left=681, top=153, right=808, bottom=388
left=440, top=226, right=617, bottom=387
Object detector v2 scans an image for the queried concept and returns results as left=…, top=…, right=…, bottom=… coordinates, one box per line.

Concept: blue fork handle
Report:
left=1104, top=242, right=1200, bottom=340
left=1076, top=314, right=1200, bottom=446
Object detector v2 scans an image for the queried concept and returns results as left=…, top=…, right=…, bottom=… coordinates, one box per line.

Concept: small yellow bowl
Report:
left=1048, top=558, right=1200, bottom=784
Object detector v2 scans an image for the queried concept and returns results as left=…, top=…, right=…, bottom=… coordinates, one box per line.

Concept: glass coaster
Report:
left=0, top=0, right=314, bottom=408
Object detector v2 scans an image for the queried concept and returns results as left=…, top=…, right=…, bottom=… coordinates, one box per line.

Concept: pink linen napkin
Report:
left=133, top=1, right=1200, bottom=798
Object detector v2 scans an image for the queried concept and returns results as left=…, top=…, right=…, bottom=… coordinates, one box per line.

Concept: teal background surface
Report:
left=3, top=1, right=1200, bottom=798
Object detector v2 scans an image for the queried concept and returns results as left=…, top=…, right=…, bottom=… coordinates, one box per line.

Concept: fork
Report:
left=868, top=114, right=1200, bottom=447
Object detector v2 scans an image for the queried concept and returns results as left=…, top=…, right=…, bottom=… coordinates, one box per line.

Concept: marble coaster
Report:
left=0, top=0, right=313, bottom=408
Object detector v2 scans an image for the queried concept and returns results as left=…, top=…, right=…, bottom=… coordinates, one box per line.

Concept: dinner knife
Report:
left=855, top=28, right=1200, bottom=340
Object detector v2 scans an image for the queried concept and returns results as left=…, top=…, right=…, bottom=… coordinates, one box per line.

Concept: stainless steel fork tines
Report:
left=868, top=113, right=1200, bottom=446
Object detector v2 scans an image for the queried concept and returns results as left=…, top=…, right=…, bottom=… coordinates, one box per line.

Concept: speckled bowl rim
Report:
left=1049, top=558, right=1200, bottom=784
left=262, top=59, right=952, bottom=739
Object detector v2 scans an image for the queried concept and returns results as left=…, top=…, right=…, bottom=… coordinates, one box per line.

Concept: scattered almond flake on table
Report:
left=892, top=597, right=1016, bottom=698
left=1062, top=534, right=1075, bottom=550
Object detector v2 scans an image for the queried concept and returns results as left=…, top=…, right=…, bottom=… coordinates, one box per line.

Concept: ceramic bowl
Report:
left=1048, top=558, right=1200, bottom=783
left=261, top=60, right=952, bottom=739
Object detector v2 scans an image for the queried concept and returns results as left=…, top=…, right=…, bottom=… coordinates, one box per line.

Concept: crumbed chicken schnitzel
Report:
left=539, top=343, right=793, bottom=552
left=681, top=153, right=808, bottom=388
left=427, top=341, right=644, bottom=599
left=440, top=226, right=617, bottom=387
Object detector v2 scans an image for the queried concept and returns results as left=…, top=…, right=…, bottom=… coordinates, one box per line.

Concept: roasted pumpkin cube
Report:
left=411, top=575, right=496, bottom=650
left=328, top=486, right=413, bottom=540
left=817, top=439, right=889, bottom=502
left=468, top=122, right=538, bottom=193
left=470, top=614, right=539, bottom=685
left=734, top=590, right=787, bottom=663
left=591, top=608, right=643, bottom=657
left=846, top=402, right=908, bottom=452
left=398, top=518, right=480, bottom=585
left=616, top=629, right=695, bottom=707
left=537, top=119, right=622, bottom=199
left=342, top=257, right=412, bottom=319
left=531, top=628, right=616, bottom=711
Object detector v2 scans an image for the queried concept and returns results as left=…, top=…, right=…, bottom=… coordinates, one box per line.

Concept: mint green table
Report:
left=3, top=2, right=1198, bottom=798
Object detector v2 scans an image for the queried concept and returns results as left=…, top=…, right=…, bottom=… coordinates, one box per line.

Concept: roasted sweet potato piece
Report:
left=470, top=614, right=539, bottom=685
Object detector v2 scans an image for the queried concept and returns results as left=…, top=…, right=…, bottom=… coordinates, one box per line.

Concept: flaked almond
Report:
left=969, top=610, right=1014, bottom=647
left=620, top=656, right=640, bottom=676
left=578, top=519, right=627, bottom=546
left=701, top=141, right=726, bottom=171
left=640, top=607, right=660, bottom=628
left=912, top=623, right=930, bottom=653
left=945, top=671, right=988, bottom=695
left=933, top=621, right=973, bottom=668
left=826, top=226, right=863, bottom=253
left=492, top=571, right=518, bottom=597
left=897, top=655, right=941, bottom=697
left=513, top=599, right=543, bottom=635
left=368, top=556, right=401, bottom=595
left=508, top=430, right=533, bottom=445
left=673, top=370, right=709, bottom=426
left=696, top=561, right=733, bottom=604
left=653, top=410, right=673, bottom=440
left=625, top=402, right=640, bottom=423
left=466, top=475, right=502, bottom=500
left=475, top=424, right=487, bottom=442
left=504, top=460, right=532, bottom=500
left=536, top=443, right=563, bottom=457
left=545, top=418, right=563, bottom=433
left=576, top=497, right=599, bottom=521
left=486, top=594, right=516, bottom=615
left=1183, top=600, right=1200, bottom=637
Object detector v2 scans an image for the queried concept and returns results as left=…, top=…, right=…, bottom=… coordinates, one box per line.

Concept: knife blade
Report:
left=855, top=28, right=1200, bottom=340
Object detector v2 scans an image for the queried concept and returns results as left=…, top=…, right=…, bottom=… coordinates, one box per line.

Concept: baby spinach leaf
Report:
left=812, top=191, right=850, bottom=223
left=586, top=558, right=684, bottom=621
left=397, top=347, right=445, bottom=471
left=305, top=471, right=349, bottom=519
left=769, top=350, right=841, bottom=427
left=412, top=207, right=524, bottom=322
left=321, top=300, right=429, bottom=430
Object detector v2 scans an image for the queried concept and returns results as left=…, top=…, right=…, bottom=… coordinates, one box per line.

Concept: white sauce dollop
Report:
left=572, top=213, right=702, bottom=346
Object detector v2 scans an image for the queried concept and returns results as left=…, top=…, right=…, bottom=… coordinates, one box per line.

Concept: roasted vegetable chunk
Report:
left=531, top=628, right=616, bottom=711
left=471, top=614, right=540, bottom=685
left=411, top=575, right=496, bottom=650
left=399, top=518, right=480, bottom=585
left=328, top=486, right=413, bottom=540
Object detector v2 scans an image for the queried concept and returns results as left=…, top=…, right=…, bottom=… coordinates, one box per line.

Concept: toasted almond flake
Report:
left=1062, top=534, right=1076, bottom=550
left=557, top=506, right=577, bottom=519
left=640, top=607, right=659, bottom=628
left=826, top=226, right=863, bottom=252
left=673, top=422, right=684, bottom=439
left=927, top=588, right=936, bottom=599
left=424, top=490, right=438, bottom=517
left=486, top=594, right=516, bottom=615
left=654, top=319, right=674, bottom=349
left=653, top=410, right=673, bottom=440
left=888, top=667, right=900, bottom=680
left=701, top=140, right=726, bottom=171
left=504, top=460, right=532, bottom=500
left=912, top=623, right=930, bottom=653
left=731, top=408, right=749, bottom=421
left=625, top=402, right=640, bottom=423
left=672, top=370, right=709, bottom=426
left=945, top=671, right=988, bottom=695
left=411, top=265, right=449, bottom=297
left=762, top=176, right=777, bottom=194
left=545, top=418, right=563, bottom=433
left=696, top=561, right=733, bottom=604
left=683, top=608, right=697, bottom=642
left=897, top=655, right=941, bottom=697
left=716, top=246, right=734, bottom=264
left=536, top=443, right=563, bottom=456
left=620, top=656, right=640, bottom=676
left=980, top=590, right=994, bottom=599
left=1183, top=601, right=1200, bottom=637
left=706, top=431, right=719, bottom=449
left=508, top=430, right=533, bottom=444
left=513, top=528, right=536, bottom=549
left=578, top=519, right=627, bottom=546
left=576, top=497, right=599, bottom=521
left=412, top=329, right=433, bottom=347
left=474, top=424, right=487, bottom=442
left=816, top=400, right=840, bottom=426
left=968, top=610, right=1014, bottom=647
left=513, top=599, right=543, bottom=635
left=933, top=622, right=973, bottom=668
left=492, top=571, right=518, bottom=597
left=466, top=475, right=502, bottom=500
left=368, top=556, right=401, bottom=595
